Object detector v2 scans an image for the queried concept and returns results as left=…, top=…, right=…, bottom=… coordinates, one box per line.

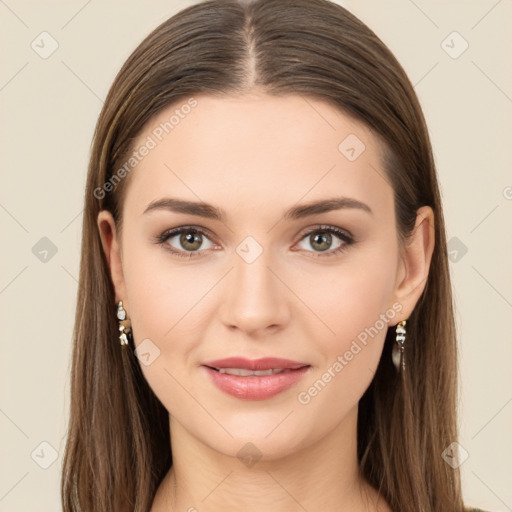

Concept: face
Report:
left=98, top=92, right=433, bottom=462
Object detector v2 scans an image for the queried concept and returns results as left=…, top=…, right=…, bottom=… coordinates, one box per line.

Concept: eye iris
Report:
left=311, top=232, right=332, bottom=251
left=180, top=231, right=202, bottom=251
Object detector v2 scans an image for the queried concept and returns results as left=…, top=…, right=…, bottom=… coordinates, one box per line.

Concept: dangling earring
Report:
left=117, top=301, right=132, bottom=347
left=392, top=320, right=407, bottom=372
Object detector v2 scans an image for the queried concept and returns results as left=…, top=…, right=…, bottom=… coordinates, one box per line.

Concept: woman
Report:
left=60, top=0, right=489, bottom=510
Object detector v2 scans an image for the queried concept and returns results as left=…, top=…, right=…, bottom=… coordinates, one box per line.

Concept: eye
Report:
left=156, top=226, right=217, bottom=258
left=155, top=224, right=355, bottom=259
left=295, top=225, right=355, bottom=257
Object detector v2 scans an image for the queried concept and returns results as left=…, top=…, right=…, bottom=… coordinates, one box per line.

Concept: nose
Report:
left=219, top=248, right=291, bottom=336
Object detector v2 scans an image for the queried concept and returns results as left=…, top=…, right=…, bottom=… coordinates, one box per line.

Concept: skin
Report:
left=98, top=91, right=434, bottom=512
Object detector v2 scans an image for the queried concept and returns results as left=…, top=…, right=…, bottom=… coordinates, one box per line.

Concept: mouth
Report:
left=201, top=356, right=310, bottom=371
left=204, top=365, right=308, bottom=376
left=201, top=362, right=311, bottom=400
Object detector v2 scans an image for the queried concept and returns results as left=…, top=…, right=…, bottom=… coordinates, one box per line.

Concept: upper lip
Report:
left=202, top=357, right=310, bottom=371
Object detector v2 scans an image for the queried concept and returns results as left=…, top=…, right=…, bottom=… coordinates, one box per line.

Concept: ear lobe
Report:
left=392, top=206, right=435, bottom=319
left=97, top=210, right=126, bottom=304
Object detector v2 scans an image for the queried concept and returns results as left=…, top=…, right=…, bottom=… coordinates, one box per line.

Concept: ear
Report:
left=97, top=210, right=126, bottom=305
left=391, top=205, right=435, bottom=323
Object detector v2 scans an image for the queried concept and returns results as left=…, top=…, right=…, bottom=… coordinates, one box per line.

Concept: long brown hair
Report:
left=61, top=1, right=464, bottom=510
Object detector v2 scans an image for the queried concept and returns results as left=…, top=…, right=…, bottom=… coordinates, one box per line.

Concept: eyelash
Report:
left=155, top=224, right=355, bottom=259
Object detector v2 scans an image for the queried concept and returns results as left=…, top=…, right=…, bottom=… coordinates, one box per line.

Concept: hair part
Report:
left=61, top=1, right=463, bottom=511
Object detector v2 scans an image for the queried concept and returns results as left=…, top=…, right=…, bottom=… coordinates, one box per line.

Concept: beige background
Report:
left=1, top=1, right=511, bottom=510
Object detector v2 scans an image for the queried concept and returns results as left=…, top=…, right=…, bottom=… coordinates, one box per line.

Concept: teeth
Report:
left=218, top=368, right=288, bottom=376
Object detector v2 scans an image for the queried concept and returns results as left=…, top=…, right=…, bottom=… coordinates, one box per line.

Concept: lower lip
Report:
left=202, top=365, right=311, bottom=400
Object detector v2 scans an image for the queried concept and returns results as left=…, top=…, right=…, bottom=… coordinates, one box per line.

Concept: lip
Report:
left=201, top=357, right=311, bottom=400
left=202, top=357, right=309, bottom=371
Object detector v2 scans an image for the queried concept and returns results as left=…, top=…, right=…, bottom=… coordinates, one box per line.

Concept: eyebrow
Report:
left=143, top=196, right=373, bottom=220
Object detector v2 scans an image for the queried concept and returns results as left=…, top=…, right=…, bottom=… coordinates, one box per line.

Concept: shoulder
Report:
left=465, top=507, right=492, bottom=512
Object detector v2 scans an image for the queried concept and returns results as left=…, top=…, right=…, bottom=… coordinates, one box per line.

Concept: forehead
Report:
left=123, top=93, right=392, bottom=221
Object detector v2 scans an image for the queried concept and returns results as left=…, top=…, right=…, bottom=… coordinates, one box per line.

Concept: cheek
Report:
left=292, top=265, right=396, bottom=424
left=330, top=269, right=394, bottom=343
left=292, top=246, right=398, bottom=397
left=120, top=242, right=208, bottom=415
left=302, top=253, right=396, bottom=344
left=121, top=234, right=209, bottom=340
